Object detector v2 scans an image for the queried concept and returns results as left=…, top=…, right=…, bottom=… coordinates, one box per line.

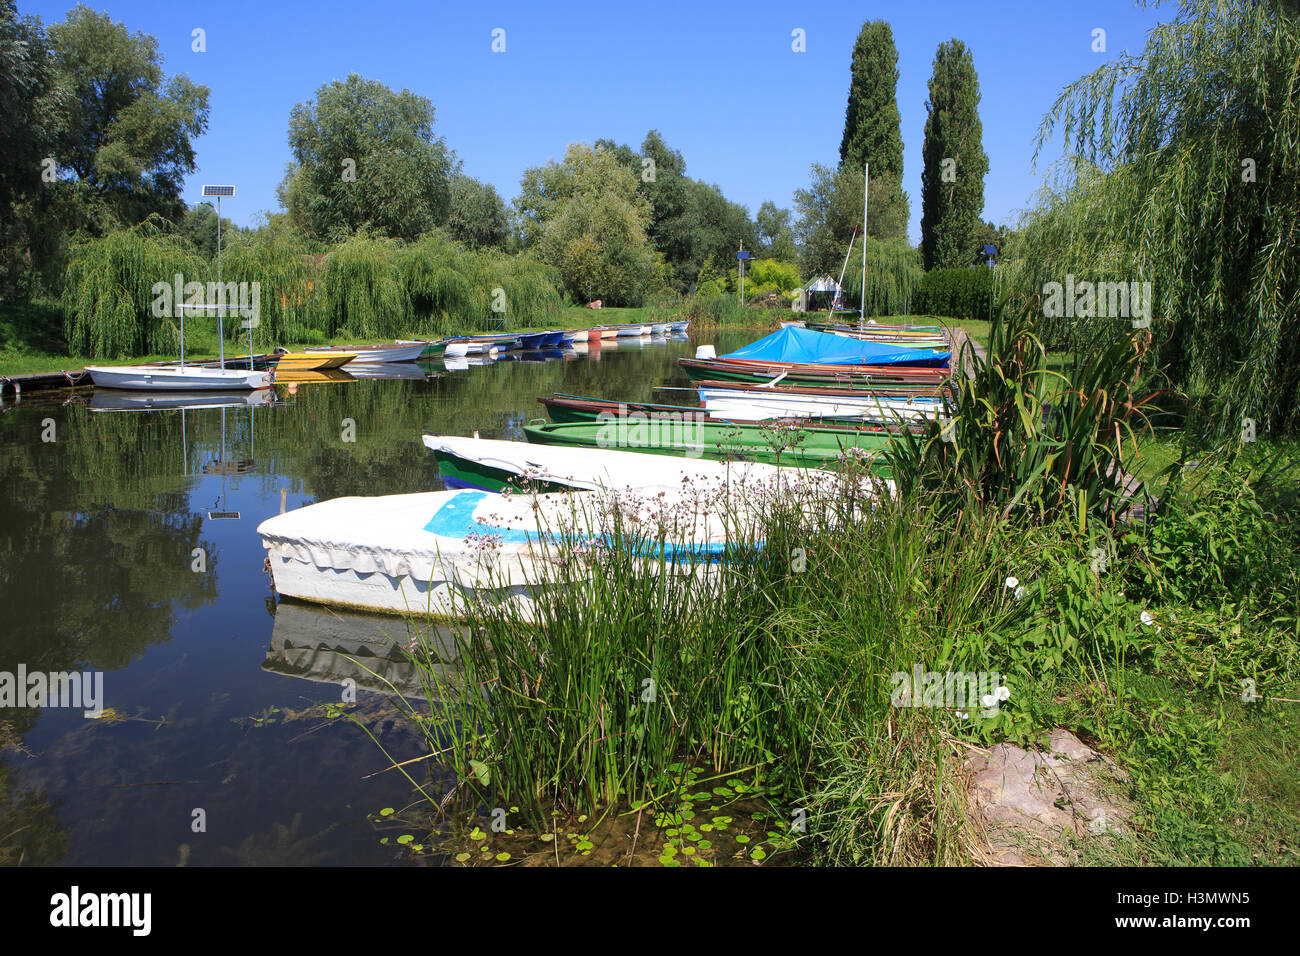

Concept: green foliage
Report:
left=1124, top=450, right=1300, bottom=614
left=920, top=40, right=989, bottom=270
left=888, top=308, right=1163, bottom=524
left=279, top=73, right=453, bottom=243
left=756, top=201, right=796, bottom=261
left=1007, top=0, right=1300, bottom=436
left=61, top=219, right=204, bottom=357
left=518, top=143, right=657, bottom=306
left=913, top=266, right=993, bottom=321
left=836, top=239, right=923, bottom=317
left=217, top=222, right=321, bottom=344
left=0, top=0, right=63, bottom=300
left=47, top=4, right=209, bottom=229
left=839, top=19, right=904, bottom=185
left=591, top=130, right=759, bottom=295
left=445, top=174, right=508, bottom=250
left=794, top=162, right=909, bottom=280
left=322, top=230, right=561, bottom=338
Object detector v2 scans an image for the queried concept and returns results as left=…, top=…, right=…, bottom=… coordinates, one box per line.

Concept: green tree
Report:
left=839, top=20, right=905, bottom=210
left=278, top=73, right=452, bottom=243
left=0, top=0, right=63, bottom=299
left=519, top=143, right=656, bottom=305
left=445, top=174, right=508, bottom=250
left=1009, top=0, right=1300, bottom=435
left=756, top=201, right=797, bottom=260
left=920, top=40, right=988, bottom=270
left=794, top=162, right=908, bottom=279
left=47, top=4, right=209, bottom=230
left=180, top=201, right=236, bottom=260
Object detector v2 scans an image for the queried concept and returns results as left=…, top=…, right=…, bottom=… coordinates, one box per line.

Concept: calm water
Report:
left=0, top=330, right=755, bottom=866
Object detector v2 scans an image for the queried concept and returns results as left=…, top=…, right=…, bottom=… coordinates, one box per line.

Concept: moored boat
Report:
left=86, top=364, right=273, bottom=391
left=522, top=418, right=893, bottom=473
left=423, top=432, right=887, bottom=497
left=259, top=485, right=780, bottom=620
left=537, top=394, right=922, bottom=430
left=679, top=357, right=949, bottom=387
left=304, top=342, right=428, bottom=365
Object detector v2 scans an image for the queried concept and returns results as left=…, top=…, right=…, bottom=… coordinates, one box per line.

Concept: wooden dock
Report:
left=0, top=368, right=94, bottom=397
left=0, top=353, right=276, bottom=398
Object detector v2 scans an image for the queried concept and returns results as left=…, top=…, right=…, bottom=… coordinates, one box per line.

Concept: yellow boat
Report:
left=272, top=349, right=357, bottom=371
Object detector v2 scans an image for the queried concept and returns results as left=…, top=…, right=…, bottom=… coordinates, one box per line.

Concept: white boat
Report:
left=616, top=325, right=652, bottom=337
left=259, top=486, right=770, bottom=621
left=304, top=342, right=427, bottom=365
left=449, top=343, right=504, bottom=358
left=669, top=321, right=689, bottom=333
left=650, top=323, right=670, bottom=334
left=696, top=385, right=942, bottom=423
left=422, top=433, right=886, bottom=498
left=85, top=365, right=272, bottom=391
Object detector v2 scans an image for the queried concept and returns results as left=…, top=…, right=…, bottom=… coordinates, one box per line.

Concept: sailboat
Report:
left=86, top=302, right=272, bottom=391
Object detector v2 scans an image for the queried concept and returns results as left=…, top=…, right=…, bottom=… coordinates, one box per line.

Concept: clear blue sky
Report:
left=22, top=0, right=1170, bottom=243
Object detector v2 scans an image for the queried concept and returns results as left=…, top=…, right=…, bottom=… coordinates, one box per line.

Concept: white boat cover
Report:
left=422, top=433, right=884, bottom=498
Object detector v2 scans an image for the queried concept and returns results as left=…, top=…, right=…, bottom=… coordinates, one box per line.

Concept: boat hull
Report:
left=86, top=365, right=273, bottom=390
left=522, top=419, right=893, bottom=473
left=305, top=342, right=428, bottom=364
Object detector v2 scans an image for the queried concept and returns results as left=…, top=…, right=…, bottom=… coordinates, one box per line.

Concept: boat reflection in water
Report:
left=343, top=362, right=431, bottom=381
left=89, top=388, right=276, bottom=412
left=264, top=601, right=459, bottom=700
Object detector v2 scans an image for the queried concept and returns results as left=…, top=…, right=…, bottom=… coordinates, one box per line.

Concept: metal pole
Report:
left=217, top=196, right=225, bottom=368
left=861, top=162, right=869, bottom=324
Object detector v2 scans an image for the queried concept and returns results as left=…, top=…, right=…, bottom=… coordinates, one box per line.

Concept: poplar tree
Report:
left=920, top=40, right=988, bottom=270
left=839, top=21, right=905, bottom=184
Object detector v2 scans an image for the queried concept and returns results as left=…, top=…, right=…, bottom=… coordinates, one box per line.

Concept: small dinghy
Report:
left=259, top=486, right=769, bottom=621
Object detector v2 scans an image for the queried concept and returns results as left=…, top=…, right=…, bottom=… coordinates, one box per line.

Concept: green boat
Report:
left=521, top=418, right=893, bottom=473
left=678, top=358, right=948, bottom=389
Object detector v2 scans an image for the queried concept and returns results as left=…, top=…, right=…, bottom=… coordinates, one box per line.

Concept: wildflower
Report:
left=981, top=693, right=997, bottom=708
left=1140, top=610, right=1155, bottom=627
left=996, top=685, right=1011, bottom=702
left=1005, top=576, right=1025, bottom=600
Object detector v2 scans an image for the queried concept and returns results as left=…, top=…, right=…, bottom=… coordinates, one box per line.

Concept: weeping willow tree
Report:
left=837, top=238, right=923, bottom=317
left=324, top=230, right=563, bottom=338
left=217, top=227, right=323, bottom=345
left=62, top=220, right=207, bottom=358
left=322, top=234, right=410, bottom=338
left=1005, top=0, right=1300, bottom=436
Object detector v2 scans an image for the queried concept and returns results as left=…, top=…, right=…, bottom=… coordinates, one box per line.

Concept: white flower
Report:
left=981, top=693, right=997, bottom=708
left=957, top=710, right=969, bottom=720
left=1140, top=610, right=1155, bottom=627
left=1005, top=576, right=1019, bottom=590
left=996, top=685, right=1011, bottom=702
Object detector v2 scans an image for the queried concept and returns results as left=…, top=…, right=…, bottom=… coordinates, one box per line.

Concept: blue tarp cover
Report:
left=720, top=326, right=950, bottom=367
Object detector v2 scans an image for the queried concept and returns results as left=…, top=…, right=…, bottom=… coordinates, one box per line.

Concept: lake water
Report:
left=0, top=330, right=755, bottom=866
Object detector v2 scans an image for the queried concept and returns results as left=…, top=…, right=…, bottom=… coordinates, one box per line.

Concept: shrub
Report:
left=912, top=266, right=993, bottom=321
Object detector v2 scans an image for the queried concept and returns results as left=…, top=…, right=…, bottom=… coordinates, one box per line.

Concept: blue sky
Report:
left=22, top=0, right=1171, bottom=243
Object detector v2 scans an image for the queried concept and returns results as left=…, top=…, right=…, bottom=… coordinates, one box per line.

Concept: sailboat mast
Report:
left=835, top=227, right=857, bottom=313
left=861, top=162, right=869, bottom=324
